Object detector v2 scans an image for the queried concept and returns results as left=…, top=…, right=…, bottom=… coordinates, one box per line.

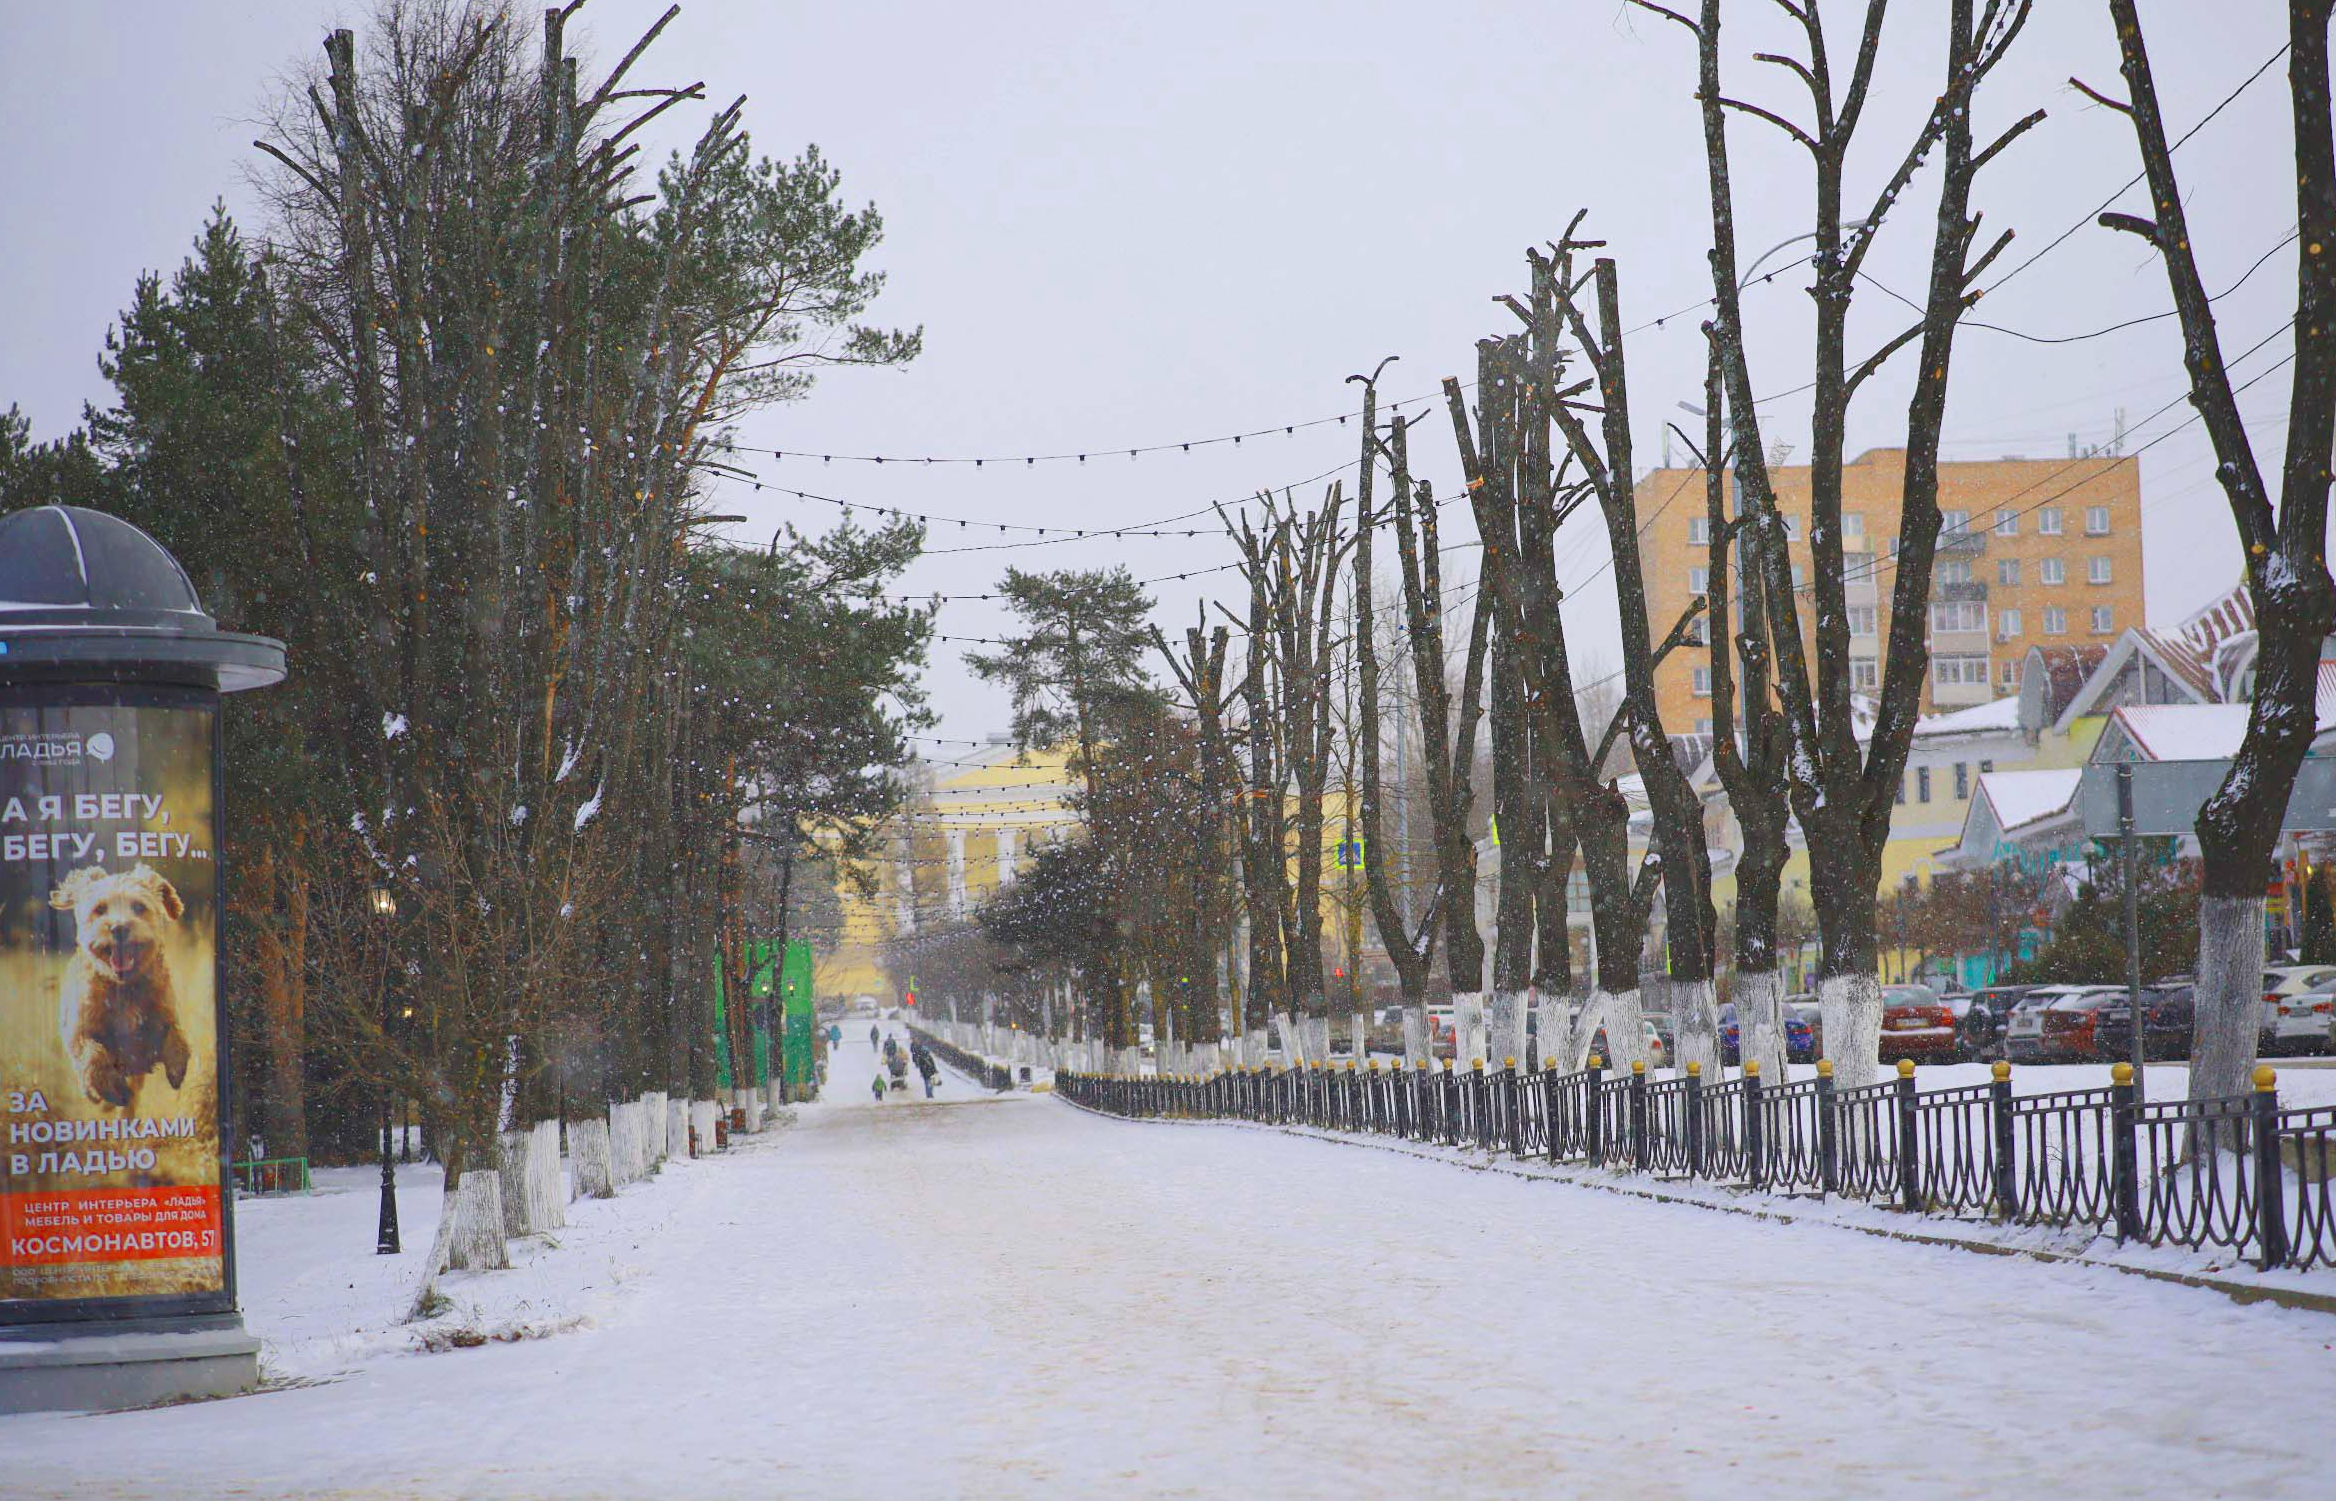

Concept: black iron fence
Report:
left=907, top=1026, right=1017, bottom=1093
left=1056, top=1055, right=2336, bottom=1274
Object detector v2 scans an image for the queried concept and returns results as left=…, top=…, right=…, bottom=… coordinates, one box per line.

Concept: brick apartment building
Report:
left=1639, top=447, right=2145, bottom=734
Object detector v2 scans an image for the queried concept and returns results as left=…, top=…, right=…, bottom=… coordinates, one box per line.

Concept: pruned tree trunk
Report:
left=1640, top=0, right=2041, bottom=1087
left=570, top=1117, right=615, bottom=1199
left=2094, top=0, right=2336, bottom=1102
left=445, top=1169, right=509, bottom=1272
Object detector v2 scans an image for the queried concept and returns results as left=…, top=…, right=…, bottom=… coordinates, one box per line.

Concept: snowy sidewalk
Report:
left=6, top=1083, right=2335, bottom=1499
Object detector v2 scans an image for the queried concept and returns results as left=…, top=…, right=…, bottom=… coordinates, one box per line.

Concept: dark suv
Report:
left=1962, top=984, right=2039, bottom=1061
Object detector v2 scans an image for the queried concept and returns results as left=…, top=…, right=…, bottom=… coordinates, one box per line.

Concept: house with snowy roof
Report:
left=1940, top=578, right=2336, bottom=880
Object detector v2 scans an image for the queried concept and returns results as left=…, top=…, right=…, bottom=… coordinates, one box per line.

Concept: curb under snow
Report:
left=1050, top=1095, right=2336, bottom=1318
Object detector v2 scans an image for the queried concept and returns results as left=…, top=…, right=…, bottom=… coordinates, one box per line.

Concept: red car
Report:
left=1877, top=984, right=1965, bottom=1063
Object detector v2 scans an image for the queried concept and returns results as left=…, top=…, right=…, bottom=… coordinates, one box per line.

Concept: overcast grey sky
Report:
left=0, top=2, right=2300, bottom=741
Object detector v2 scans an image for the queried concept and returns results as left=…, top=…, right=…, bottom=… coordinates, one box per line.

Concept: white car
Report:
left=2262, top=966, right=2336, bottom=1055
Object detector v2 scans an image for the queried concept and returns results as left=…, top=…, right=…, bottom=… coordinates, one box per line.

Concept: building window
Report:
left=2044, top=606, right=2068, bottom=635
left=1954, top=762, right=1970, bottom=800
left=1847, top=604, right=1878, bottom=637
left=1689, top=516, right=1710, bottom=545
left=1692, top=665, right=1712, bottom=697
left=1853, top=657, right=1879, bottom=690
left=2089, top=556, right=2113, bottom=584
left=1938, top=559, right=1973, bottom=584
left=2040, top=557, right=2066, bottom=586
left=1999, top=608, right=2022, bottom=639
left=1931, top=654, right=1991, bottom=687
left=1998, top=559, right=2020, bottom=586
left=1782, top=513, right=1801, bottom=540
left=2092, top=605, right=2115, bottom=634
left=2039, top=507, right=2064, bottom=536
left=1942, top=509, right=1970, bottom=535
left=1981, top=758, right=1995, bottom=773
left=2001, top=658, right=2020, bottom=686
left=1994, top=510, right=2018, bottom=536
left=2086, top=505, right=2111, bottom=535
left=1917, top=766, right=1932, bottom=802
left=1889, top=536, right=1902, bottom=557
left=1896, top=773, right=1907, bottom=806
left=1792, top=565, right=1805, bottom=590
left=1689, top=565, right=1709, bottom=595
left=1845, top=512, right=1865, bottom=538
left=1695, top=717, right=1714, bottom=735
left=1929, top=600, right=1986, bottom=633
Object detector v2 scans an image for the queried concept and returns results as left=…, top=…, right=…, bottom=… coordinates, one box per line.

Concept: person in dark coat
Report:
left=910, top=1039, right=939, bottom=1098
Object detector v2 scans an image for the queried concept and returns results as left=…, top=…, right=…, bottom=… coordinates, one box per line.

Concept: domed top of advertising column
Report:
left=0, top=505, right=285, bottom=691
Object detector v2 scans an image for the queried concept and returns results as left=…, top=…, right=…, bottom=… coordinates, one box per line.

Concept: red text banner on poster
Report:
left=2, top=1186, right=222, bottom=1266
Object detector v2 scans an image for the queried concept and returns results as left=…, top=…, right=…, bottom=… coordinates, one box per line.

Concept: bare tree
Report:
left=1639, top=0, right=2041, bottom=1086
left=1683, top=345, right=1797, bottom=1083
left=1350, top=372, right=1443, bottom=1036
left=1224, top=488, right=1350, bottom=1061
left=1377, top=423, right=1494, bottom=1064
left=2080, top=0, right=2336, bottom=1102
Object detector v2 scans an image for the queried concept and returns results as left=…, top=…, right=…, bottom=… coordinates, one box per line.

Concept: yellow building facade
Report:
left=1639, top=448, right=2145, bottom=735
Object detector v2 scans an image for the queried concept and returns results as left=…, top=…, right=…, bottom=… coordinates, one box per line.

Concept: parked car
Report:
left=1878, top=983, right=1966, bottom=1063
left=1718, top=1003, right=1816, bottom=1065
left=1580, top=1017, right=1667, bottom=1069
left=1961, top=984, right=2039, bottom=1060
left=2002, top=985, right=2111, bottom=1064
left=2094, top=984, right=2196, bottom=1062
left=1785, top=995, right=1822, bottom=1059
left=2262, top=968, right=2336, bottom=1055
left=2030, top=988, right=2121, bottom=1063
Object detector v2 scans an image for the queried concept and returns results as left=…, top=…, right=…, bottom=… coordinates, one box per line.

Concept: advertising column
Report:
left=1, top=695, right=229, bottom=1313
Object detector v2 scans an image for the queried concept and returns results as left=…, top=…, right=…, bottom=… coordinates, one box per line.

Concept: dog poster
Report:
left=0, top=700, right=224, bottom=1308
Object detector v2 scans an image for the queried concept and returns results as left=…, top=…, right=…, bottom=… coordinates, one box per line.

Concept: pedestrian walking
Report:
left=910, top=1038, right=939, bottom=1098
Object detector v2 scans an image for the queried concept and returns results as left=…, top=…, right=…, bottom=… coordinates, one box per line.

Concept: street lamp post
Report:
left=371, top=884, right=400, bottom=1255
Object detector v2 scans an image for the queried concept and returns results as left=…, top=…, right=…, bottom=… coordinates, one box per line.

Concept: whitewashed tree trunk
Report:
left=1401, top=1006, right=1428, bottom=1067
left=2193, top=894, right=2267, bottom=1104
left=1117, top=1045, right=1141, bottom=1077
left=1734, top=970, right=1788, bottom=1086
left=1305, top=1015, right=1331, bottom=1063
left=1245, top=1028, right=1267, bottom=1068
left=445, top=1168, right=509, bottom=1271
left=744, top=1093, right=765, bottom=1134
left=529, top=1120, right=564, bottom=1230
left=407, top=1181, right=462, bottom=1321
left=623, top=1101, right=647, bottom=1176
left=605, top=1104, right=635, bottom=1186
left=1454, top=993, right=1487, bottom=1068
left=1572, top=988, right=1648, bottom=1071
left=1487, top=991, right=1527, bottom=1068
left=1819, top=972, right=1884, bottom=1091
left=664, top=1099, right=688, bottom=1161
left=643, top=1092, right=667, bottom=1164
left=1197, top=1041, right=1221, bottom=1075
left=1349, top=1012, right=1368, bottom=1062
left=1671, top=978, right=1721, bottom=1079
left=1267, top=1011, right=1296, bottom=1065
left=1533, top=997, right=1572, bottom=1072
left=495, top=1130, right=534, bottom=1236
left=570, top=1118, right=614, bottom=1200
left=691, top=1099, right=720, bottom=1154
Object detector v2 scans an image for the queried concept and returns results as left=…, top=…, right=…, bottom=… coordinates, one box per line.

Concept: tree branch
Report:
left=1718, top=95, right=1819, bottom=155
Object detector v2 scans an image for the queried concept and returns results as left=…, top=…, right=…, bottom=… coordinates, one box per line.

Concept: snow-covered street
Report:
left=1, top=1030, right=2331, bottom=1499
